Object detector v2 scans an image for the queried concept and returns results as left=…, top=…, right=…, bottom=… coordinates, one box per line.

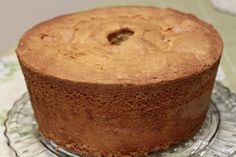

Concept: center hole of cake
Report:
left=107, top=28, right=134, bottom=45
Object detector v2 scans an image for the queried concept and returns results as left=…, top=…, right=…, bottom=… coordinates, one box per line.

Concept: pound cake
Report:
left=16, top=6, right=223, bottom=157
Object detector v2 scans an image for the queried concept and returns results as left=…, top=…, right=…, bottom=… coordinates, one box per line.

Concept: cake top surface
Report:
left=17, top=6, right=223, bottom=85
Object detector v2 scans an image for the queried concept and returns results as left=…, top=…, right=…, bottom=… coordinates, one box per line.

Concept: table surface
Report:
left=0, top=0, right=236, bottom=157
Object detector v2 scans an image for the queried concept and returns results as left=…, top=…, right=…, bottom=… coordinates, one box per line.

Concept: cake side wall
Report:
left=17, top=57, right=219, bottom=156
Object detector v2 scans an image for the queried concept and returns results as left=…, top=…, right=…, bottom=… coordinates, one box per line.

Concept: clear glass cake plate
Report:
left=4, top=81, right=236, bottom=157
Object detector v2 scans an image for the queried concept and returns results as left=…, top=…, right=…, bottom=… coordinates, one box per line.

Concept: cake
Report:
left=16, top=6, right=223, bottom=157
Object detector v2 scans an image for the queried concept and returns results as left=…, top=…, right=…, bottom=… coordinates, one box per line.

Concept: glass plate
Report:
left=4, top=82, right=236, bottom=157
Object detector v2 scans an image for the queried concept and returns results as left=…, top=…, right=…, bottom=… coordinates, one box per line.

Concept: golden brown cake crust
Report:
left=16, top=6, right=222, bottom=85
left=16, top=6, right=223, bottom=157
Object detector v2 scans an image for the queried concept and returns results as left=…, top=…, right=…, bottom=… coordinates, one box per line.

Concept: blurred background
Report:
left=0, top=0, right=235, bottom=51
